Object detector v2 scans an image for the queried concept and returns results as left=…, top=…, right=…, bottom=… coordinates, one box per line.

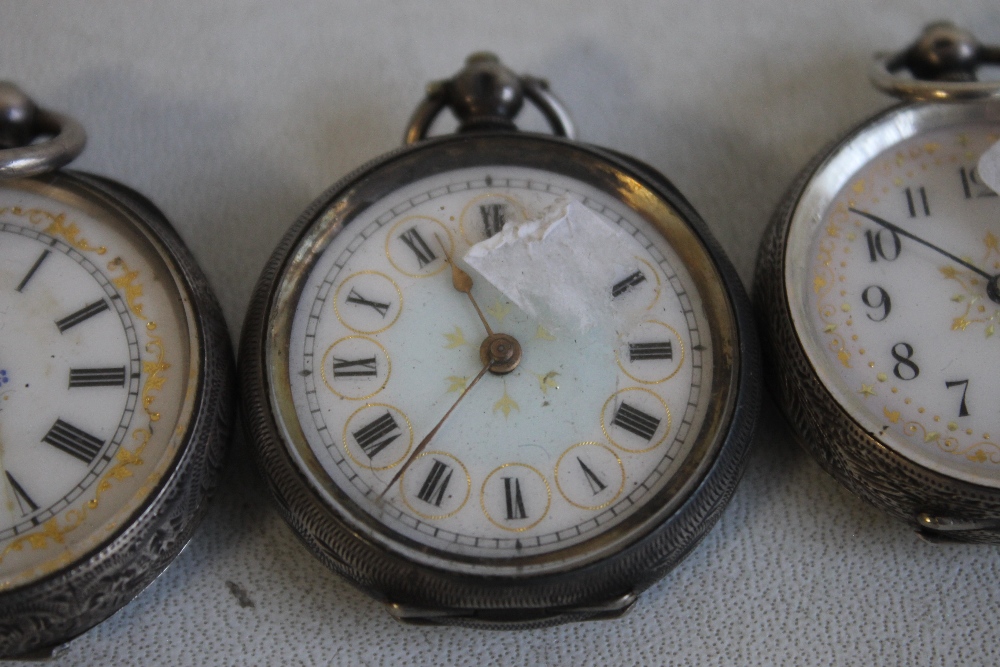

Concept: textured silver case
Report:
left=754, top=101, right=1000, bottom=543
left=0, top=171, right=235, bottom=658
left=240, top=132, right=761, bottom=627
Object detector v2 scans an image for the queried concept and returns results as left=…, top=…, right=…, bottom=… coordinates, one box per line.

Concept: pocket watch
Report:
left=240, top=53, right=760, bottom=626
left=0, top=83, right=234, bottom=657
left=756, top=23, right=1000, bottom=542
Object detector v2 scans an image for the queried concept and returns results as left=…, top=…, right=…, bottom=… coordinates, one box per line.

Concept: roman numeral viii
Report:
left=42, top=419, right=104, bottom=464
left=69, top=366, right=127, bottom=388
left=351, top=411, right=400, bottom=459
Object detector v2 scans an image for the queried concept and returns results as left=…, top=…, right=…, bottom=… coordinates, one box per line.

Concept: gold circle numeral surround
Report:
left=342, top=403, right=413, bottom=471
left=601, top=387, right=672, bottom=453
left=480, top=463, right=551, bottom=532
left=320, top=335, right=391, bottom=400
left=615, top=319, right=685, bottom=385
left=332, top=270, right=404, bottom=334
left=385, top=216, right=453, bottom=278
left=554, top=442, right=626, bottom=511
left=399, top=451, right=472, bottom=520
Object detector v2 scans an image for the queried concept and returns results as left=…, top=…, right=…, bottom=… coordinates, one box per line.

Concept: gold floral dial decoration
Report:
left=757, top=28, right=1000, bottom=539
left=788, top=125, right=1000, bottom=487
left=0, top=82, right=232, bottom=660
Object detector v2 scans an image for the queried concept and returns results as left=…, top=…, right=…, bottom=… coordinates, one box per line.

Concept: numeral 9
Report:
left=861, top=285, right=892, bottom=322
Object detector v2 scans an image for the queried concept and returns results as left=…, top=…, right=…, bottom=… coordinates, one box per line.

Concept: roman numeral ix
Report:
left=332, top=356, right=377, bottom=378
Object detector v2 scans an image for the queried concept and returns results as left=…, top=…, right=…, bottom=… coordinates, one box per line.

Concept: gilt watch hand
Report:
left=849, top=207, right=1000, bottom=304
left=435, top=233, right=493, bottom=336
left=379, top=359, right=494, bottom=499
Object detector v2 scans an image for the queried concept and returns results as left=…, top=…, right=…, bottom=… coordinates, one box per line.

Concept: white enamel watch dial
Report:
left=0, top=84, right=233, bottom=659
left=786, top=120, right=1000, bottom=488
left=242, top=53, right=760, bottom=627
left=0, top=179, right=191, bottom=581
left=756, top=23, right=1000, bottom=541
left=284, top=165, right=715, bottom=570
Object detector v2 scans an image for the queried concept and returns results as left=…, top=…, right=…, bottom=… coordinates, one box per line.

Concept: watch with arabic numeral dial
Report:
left=755, top=22, right=1000, bottom=542
left=240, top=53, right=760, bottom=627
left=0, top=83, right=234, bottom=658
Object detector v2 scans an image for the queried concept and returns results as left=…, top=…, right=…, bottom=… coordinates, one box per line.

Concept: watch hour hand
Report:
left=435, top=233, right=493, bottom=336
left=848, top=207, right=1000, bottom=304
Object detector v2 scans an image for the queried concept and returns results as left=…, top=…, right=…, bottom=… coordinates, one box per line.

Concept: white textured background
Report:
left=3, top=2, right=1000, bottom=665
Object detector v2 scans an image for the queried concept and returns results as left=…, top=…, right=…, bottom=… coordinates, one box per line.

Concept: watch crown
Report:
left=442, top=52, right=525, bottom=133
left=902, top=22, right=981, bottom=83
left=0, top=82, right=40, bottom=149
left=403, top=53, right=575, bottom=145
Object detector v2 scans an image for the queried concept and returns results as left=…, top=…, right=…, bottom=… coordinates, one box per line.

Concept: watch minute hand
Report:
left=378, top=359, right=493, bottom=499
left=849, top=207, right=993, bottom=281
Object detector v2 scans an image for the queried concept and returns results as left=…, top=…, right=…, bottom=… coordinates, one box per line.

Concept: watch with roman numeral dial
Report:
left=755, top=23, right=1000, bottom=542
left=0, top=83, right=234, bottom=657
left=241, top=53, right=760, bottom=626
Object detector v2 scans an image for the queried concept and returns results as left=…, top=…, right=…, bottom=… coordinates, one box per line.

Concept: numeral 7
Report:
left=945, top=379, right=971, bottom=418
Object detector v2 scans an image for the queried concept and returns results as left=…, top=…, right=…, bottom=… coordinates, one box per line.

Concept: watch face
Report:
left=785, top=102, right=1000, bottom=489
left=0, top=177, right=197, bottom=589
left=265, top=139, right=739, bottom=576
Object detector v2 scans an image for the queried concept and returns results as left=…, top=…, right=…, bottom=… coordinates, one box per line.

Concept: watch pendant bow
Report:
left=241, top=54, right=760, bottom=627
left=0, top=83, right=234, bottom=658
left=756, top=22, right=1000, bottom=542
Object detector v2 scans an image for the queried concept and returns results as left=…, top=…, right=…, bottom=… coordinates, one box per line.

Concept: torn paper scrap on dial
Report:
left=978, top=139, right=1000, bottom=196
left=463, top=197, right=650, bottom=336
